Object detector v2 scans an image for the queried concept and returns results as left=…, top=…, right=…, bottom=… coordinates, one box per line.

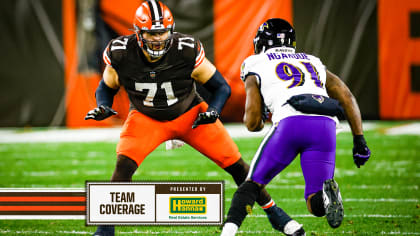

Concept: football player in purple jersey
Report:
left=221, top=18, right=371, bottom=236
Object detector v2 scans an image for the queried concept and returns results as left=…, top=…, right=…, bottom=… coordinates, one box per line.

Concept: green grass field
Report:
left=0, top=122, right=419, bottom=235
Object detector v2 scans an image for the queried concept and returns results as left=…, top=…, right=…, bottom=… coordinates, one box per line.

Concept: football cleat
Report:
left=92, top=225, right=114, bottom=236
left=264, top=205, right=290, bottom=232
left=322, top=179, right=344, bottom=228
left=289, top=228, right=306, bottom=236
left=283, top=220, right=305, bottom=236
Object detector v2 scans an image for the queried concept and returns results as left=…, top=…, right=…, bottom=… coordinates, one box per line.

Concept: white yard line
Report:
left=0, top=228, right=419, bottom=235
left=1, top=121, right=420, bottom=143
left=1, top=231, right=417, bottom=235
left=247, top=214, right=416, bottom=218
left=224, top=198, right=419, bottom=203
left=0, top=213, right=415, bottom=220
left=0, top=122, right=384, bottom=143
left=266, top=184, right=419, bottom=190
left=385, top=123, right=420, bottom=136
left=0, top=216, right=85, bottom=220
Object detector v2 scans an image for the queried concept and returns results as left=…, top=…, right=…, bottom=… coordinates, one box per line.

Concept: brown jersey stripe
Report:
left=0, top=202, right=85, bottom=206
left=0, top=196, right=85, bottom=202
left=0, top=192, right=85, bottom=197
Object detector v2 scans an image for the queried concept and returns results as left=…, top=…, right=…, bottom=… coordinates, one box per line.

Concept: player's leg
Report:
left=246, top=122, right=304, bottom=235
left=93, top=110, right=172, bottom=236
left=223, top=158, right=273, bottom=207
left=176, top=102, right=273, bottom=207
left=116, top=110, right=173, bottom=166
left=183, top=115, right=276, bottom=206
left=110, top=155, right=138, bottom=181
left=222, top=122, right=304, bottom=236
left=179, top=103, right=296, bottom=232
left=221, top=180, right=262, bottom=236
left=305, top=179, right=343, bottom=228
left=299, top=116, right=343, bottom=228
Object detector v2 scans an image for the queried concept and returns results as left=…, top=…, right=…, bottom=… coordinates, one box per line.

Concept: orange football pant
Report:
left=116, top=102, right=241, bottom=168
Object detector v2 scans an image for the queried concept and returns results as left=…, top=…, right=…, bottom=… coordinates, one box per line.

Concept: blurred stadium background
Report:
left=0, top=0, right=419, bottom=235
left=1, top=0, right=419, bottom=127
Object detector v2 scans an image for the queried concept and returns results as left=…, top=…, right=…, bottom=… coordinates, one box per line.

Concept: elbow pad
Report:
left=202, top=70, right=231, bottom=113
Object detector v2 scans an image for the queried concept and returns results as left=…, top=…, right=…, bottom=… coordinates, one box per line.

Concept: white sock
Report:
left=283, top=220, right=303, bottom=235
left=220, top=222, right=238, bottom=236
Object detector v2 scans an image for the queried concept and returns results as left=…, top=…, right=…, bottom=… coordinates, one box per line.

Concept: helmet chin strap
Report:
left=137, top=39, right=165, bottom=60
left=261, top=46, right=266, bottom=53
left=138, top=31, right=173, bottom=60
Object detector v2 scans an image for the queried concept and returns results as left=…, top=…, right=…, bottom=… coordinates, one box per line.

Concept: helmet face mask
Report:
left=253, top=18, right=296, bottom=54
left=133, top=0, right=175, bottom=59
left=135, top=27, right=173, bottom=58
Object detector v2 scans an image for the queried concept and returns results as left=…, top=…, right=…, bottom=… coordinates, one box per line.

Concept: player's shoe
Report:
left=265, top=205, right=287, bottom=232
left=92, top=225, right=114, bottom=236
left=283, top=220, right=305, bottom=236
left=322, top=179, right=344, bottom=228
left=264, top=206, right=305, bottom=235
left=288, top=227, right=306, bottom=236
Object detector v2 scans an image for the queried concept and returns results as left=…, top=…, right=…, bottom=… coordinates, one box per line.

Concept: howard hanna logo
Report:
left=170, top=197, right=206, bottom=214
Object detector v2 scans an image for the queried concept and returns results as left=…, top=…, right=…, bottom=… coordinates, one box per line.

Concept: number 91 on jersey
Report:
left=86, top=181, right=224, bottom=225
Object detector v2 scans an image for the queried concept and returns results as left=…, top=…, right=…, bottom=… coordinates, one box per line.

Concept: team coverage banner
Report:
left=86, top=181, right=224, bottom=225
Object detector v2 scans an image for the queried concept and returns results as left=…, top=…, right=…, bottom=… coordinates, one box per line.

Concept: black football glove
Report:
left=192, top=107, right=219, bottom=129
left=352, top=135, right=371, bottom=168
left=261, top=104, right=270, bottom=122
left=84, top=105, right=117, bottom=121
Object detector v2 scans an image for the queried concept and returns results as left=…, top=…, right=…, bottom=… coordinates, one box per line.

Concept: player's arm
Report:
left=85, top=65, right=120, bottom=121
left=325, top=70, right=362, bottom=135
left=325, top=70, right=371, bottom=168
left=243, top=75, right=264, bottom=132
left=191, top=57, right=231, bottom=128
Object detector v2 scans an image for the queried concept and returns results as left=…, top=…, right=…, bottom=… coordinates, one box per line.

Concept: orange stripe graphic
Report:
left=0, top=206, right=85, bottom=211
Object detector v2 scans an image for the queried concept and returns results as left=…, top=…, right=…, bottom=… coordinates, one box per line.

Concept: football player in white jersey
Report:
left=221, top=18, right=371, bottom=236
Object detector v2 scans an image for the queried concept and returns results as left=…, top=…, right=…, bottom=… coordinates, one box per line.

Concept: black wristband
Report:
left=353, top=135, right=366, bottom=145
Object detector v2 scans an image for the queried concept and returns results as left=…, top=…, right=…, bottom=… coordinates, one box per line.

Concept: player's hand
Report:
left=84, top=105, right=117, bottom=121
left=261, top=104, right=269, bottom=122
left=192, top=107, right=219, bottom=129
left=352, top=135, right=371, bottom=168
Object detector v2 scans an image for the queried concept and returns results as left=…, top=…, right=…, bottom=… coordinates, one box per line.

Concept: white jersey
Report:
left=241, top=47, right=338, bottom=124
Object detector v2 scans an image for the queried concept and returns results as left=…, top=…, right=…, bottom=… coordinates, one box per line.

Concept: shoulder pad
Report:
left=104, top=35, right=136, bottom=68
left=240, top=55, right=260, bottom=81
left=172, top=33, right=204, bottom=67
